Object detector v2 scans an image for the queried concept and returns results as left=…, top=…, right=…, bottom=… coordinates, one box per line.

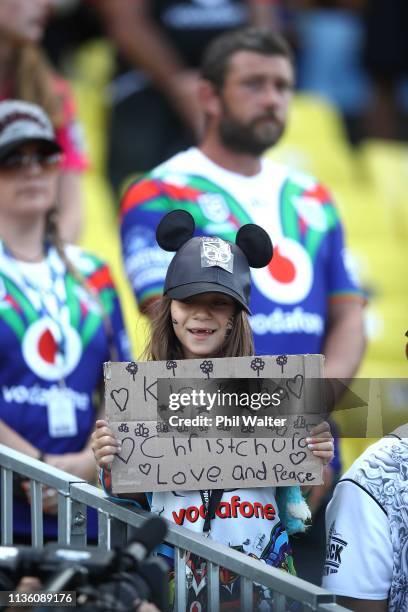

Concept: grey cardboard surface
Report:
left=104, top=355, right=324, bottom=493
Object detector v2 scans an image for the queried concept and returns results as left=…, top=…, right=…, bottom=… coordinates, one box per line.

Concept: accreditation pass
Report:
left=0, top=592, right=76, bottom=606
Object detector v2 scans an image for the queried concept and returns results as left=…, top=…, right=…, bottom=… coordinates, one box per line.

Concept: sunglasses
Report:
left=0, top=150, right=62, bottom=172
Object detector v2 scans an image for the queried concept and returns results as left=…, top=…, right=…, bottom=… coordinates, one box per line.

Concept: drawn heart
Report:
left=139, top=463, right=151, bottom=476
left=110, top=388, right=129, bottom=412
left=117, top=437, right=135, bottom=464
left=289, top=451, right=307, bottom=465
left=286, top=374, right=304, bottom=399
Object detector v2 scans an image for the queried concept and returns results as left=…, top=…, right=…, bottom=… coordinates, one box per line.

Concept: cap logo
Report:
left=201, top=237, right=233, bottom=273
left=0, top=111, right=47, bottom=135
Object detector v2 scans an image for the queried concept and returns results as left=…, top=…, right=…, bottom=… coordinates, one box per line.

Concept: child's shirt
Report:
left=152, top=488, right=293, bottom=568
left=152, top=488, right=295, bottom=609
left=101, top=469, right=296, bottom=609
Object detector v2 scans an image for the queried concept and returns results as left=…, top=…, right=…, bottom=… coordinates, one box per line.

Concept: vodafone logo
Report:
left=22, top=317, right=82, bottom=381
left=251, top=237, right=313, bottom=304
left=172, top=496, right=276, bottom=526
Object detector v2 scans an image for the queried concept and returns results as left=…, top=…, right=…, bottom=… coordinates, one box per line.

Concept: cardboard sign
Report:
left=104, top=355, right=325, bottom=494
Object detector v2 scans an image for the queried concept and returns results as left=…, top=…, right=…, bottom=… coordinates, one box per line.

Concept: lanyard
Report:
left=1, top=242, right=68, bottom=369
left=200, top=489, right=224, bottom=534
left=0, top=240, right=119, bottom=366
left=22, top=261, right=67, bottom=357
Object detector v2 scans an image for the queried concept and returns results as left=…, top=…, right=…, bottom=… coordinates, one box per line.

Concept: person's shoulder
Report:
left=339, top=436, right=408, bottom=509
left=263, top=157, right=335, bottom=199
left=134, top=148, right=200, bottom=181
left=63, top=244, right=114, bottom=286
left=120, top=148, right=203, bottom=215
left=343, top=436, right=407, bottom=479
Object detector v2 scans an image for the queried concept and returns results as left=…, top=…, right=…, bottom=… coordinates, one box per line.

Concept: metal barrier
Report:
left=0, top=444, right=350, bottom=611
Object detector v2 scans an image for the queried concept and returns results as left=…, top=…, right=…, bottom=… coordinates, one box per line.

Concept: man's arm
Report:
left=248, top=0, right=281, bottom=29
left=95, top=0, right=203, bottom=138
left=0, top=420, right=42, bottom=459
left=322, top=300, right=366, bottom=379
left=336, top=597, right=387, bottom=612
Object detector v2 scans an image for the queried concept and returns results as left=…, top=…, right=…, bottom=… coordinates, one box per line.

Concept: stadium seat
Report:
left=266, top=93, right=356, bottom=187
left=358, top=140, right=408, bottom=239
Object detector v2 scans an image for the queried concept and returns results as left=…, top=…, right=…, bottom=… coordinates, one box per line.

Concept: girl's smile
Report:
left=188, top=327, right=216, bottom=337
left=171, top=292, right=235, bottom=359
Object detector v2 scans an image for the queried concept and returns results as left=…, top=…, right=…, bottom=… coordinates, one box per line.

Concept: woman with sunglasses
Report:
left=0, top=100, right=131, bottom=543
left=0, top=0, right=88, bottom=242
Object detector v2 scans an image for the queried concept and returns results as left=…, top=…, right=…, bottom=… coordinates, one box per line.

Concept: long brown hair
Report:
left=11, top=45, right=64, bottom=128
left=45, top=208, right=118, bottom=360
left=144, top=296, right=254, bottom=361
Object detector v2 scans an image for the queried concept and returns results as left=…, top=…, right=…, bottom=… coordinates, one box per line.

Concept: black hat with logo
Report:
left=156, top=210, right=273, bottom=314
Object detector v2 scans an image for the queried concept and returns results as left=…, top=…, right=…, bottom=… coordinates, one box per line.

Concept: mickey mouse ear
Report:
left=236, top=224, right=273, bottom=268
left=156, top=210, right=195, bottom=252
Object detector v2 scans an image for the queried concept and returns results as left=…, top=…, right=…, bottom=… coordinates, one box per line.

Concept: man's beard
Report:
left=218, top=105, right=285, bottom=156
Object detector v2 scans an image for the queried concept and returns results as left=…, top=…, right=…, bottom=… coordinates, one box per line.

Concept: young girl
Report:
left=92, top=210, right=333, bottom=608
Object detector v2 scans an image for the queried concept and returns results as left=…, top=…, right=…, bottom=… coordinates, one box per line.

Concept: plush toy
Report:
left=276, top=485, right=311, bottom=535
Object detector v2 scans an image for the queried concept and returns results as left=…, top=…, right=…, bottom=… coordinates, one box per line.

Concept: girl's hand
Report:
left=306, top=421, right=334, bottom=465
left=91, top=419, right=121, bottom=471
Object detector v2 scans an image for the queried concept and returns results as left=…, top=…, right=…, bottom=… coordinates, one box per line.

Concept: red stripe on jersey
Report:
left=161, top=182, right=201, bottom=201
left=305, top=183, right=332, bottom=204
left=120, top=179, right=202, bottom=217
left=5, top=295, right=20, bottom=311
left=120, top=180, right=162, bottom=216
left=88, top=265, right=113, bottom=291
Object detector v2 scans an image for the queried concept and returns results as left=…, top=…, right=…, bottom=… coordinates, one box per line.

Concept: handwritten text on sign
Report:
left=104, top=355, right=324, bottom=493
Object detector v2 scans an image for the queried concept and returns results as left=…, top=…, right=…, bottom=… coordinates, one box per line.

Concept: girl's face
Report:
left=0, top=142, right=59, bottom=219
left=171, top=293, right=236, bottom=359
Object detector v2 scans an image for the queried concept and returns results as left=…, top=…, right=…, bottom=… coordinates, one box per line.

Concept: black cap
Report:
left=156, top=210, right=273, bottom=314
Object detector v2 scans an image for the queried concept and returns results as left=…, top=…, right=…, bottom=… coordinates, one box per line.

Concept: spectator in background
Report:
left=294, top=0, right=369, bottom=144
left=0, top=100, right=130, bottom=543
left=119, top=26, right=366, bottom=582
left=363, top=0, right=408, bottom=140
left=0, top=0, right=88, bottom=242
left=322, top=424, right=408, bottom=611
left=94, top=0, right=280, bottom=194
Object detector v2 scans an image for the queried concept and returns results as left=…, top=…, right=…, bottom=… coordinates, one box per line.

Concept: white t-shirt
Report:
left=322, top=436, right=408, bottom=611
left=151, top=487, right=295, bottom=606
left=151, top=487, right=293, bottom=565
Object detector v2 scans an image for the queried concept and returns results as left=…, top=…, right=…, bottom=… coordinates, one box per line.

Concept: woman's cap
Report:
left=0, top=100, right=61, bottom=161
left=156, top=210, right=273, bottom=313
